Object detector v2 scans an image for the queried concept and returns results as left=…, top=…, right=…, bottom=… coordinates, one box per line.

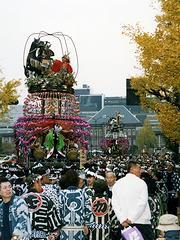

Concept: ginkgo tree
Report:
left=136, top=119, right=157, bottom=152
left=0, top=70, right=21, bottom=117
left=123, top=0, right=180, bottom=144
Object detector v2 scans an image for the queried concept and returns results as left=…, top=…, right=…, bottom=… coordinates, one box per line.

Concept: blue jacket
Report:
left=165, top=230, right=180, bottom=240
left=0, top=195, right=31, bottom=239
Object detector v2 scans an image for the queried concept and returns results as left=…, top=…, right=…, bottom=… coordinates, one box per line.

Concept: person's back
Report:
left=113, top=172, right=151, bottom=224
left=24, top=174, right=61, bottom=239
left=23, top=191, right=61, bottom=239
left=59, top=169, right=94, bottom=240
left=89, top=179, right=112, bottom=240
left=112, top=160, right=154, bottom=240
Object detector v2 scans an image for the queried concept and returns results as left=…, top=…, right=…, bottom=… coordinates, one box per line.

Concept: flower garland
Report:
left=100, top=137, right=129, bottom=155
left=14, top=114, right=91, bottom=161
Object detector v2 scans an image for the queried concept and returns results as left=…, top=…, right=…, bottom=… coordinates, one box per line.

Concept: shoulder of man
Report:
left=13, top=195, right=29, bottom=207
left=12, top=195, right=22, bottom=203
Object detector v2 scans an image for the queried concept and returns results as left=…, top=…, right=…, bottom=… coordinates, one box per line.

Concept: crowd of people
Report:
left=0, top=152, right=179, bottom=240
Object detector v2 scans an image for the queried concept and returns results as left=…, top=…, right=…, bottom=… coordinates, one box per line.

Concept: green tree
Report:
left=123, top=0, right=180, bottom=144
left=0, top=70, right=20, bottom=117
left=136, top=120, right=157, bottom=152
left=128, top=145, right=138, bottom=155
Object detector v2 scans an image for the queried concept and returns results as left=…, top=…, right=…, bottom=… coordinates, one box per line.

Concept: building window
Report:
left=92, top=138, right=96, bottom=146
left=92, top=129, right=97, bottom=136
left=98, top=128, right=102, bottom=135
left=2, top=137, right=10, bottom=143
left=128, top=138, right=132, bottom=145
left=132, top=129, right=136, bottom=136
left=127, top=129, right=131, bottom=136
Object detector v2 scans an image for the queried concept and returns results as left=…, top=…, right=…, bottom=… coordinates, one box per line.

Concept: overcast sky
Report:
left=0, top=0, right=160, bottom=103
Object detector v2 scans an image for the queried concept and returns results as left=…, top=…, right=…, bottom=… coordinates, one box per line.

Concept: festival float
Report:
left=100, top=113, right=129, bottom=157
left=14, top=31, right=90, bottom=167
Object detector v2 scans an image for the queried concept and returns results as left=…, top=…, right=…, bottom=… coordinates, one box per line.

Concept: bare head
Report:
left=105, top=171, right=116, bottom=187
left=127, top=161, right=141, bottom=177
left=0, top=177, right=13, bottom=202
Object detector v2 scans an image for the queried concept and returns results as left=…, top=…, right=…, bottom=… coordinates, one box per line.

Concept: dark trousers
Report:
left=131, top=224, right=154, bottom=240
left=119, top=224, right=154, bottom=240
left=167, top=195, right=178, bottom=215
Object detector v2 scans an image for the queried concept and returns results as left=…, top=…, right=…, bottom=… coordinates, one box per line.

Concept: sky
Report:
left=0, top=0, right=160, bottom=103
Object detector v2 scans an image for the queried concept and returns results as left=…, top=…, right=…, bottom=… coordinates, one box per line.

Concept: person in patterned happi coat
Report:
left=59, top=169, right=94, bottom=240
left=32, top=164, right=61, bottom=216
left=11, top=168, right=28, bottom=197
left=89, top=179, right=116, bottom=240
left=0, top=177, right=31, bottom=240
left=23, top=174, right=62, bottom=240
left=163, top=162, right=180, bottom=215
left=41, top=170, right=61, bottom=216
left=141, top=171, right=161, bottom=234
left=85, top=171, right=96, bottom=198
left=105, top=171, right=121, bottom=240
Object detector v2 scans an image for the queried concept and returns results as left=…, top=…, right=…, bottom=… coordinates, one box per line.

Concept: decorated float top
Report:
left=14, top=32, right=90, bottom=165
left=100, top=113, right=129, bottom=156
left=23, top=31, right=79, bottom=95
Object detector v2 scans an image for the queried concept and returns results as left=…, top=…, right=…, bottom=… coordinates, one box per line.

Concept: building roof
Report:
left=126, top=105, right=146, bottom=114
left=125, top=105, right=151, bottom=124
left=104, top=96, right=126, bottom=106
left=88, top=105, right=141, bottom=125
left=0, top=128, right=14, bottom=137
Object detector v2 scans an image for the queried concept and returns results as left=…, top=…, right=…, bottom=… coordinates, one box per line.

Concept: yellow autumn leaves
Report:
left=0, top=73, right=20, bottom=118
left=123, top=0, right=180, bottom=144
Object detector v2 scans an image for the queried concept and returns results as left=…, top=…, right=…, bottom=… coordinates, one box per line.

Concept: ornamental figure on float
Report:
left=24, top=38, right=73, bottom=78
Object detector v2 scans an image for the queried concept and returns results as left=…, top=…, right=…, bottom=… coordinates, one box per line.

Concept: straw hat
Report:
left=156, top=214, right=180, bottom=231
